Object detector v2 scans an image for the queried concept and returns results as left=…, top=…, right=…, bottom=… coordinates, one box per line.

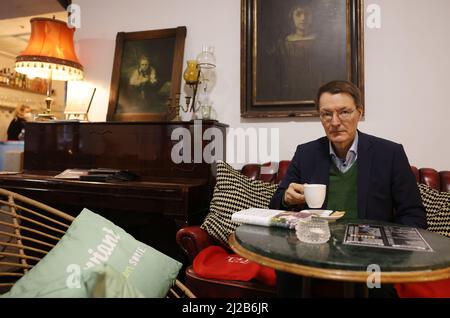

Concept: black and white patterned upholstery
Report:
left=200, top=161, right=278, bottom=247
left=419, top=183, right=450, bottom=238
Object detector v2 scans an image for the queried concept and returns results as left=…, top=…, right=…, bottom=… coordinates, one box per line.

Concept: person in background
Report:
left=122, top=54, right=166, bottom=113
left=7, top=104, right=32, bottom=141
left=270, top=80, right=426, bottom=297
left=129, top=55, right=158, bottom=92
left=279, top=4, right=318, bottom=100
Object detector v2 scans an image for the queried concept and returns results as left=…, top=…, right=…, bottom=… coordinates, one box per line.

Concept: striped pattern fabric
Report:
left=419, top=183, right=450, bottom=238
left=201, top=161, right=278, bottom=247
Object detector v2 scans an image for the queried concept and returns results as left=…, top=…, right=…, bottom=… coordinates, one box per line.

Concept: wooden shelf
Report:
left=0, top=104, right=15, bottom=110
left=0, top=82, right=45, bottom=95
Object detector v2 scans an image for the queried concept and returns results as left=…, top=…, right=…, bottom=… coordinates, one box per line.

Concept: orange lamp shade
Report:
left=15, top=18, right=84, bottom=81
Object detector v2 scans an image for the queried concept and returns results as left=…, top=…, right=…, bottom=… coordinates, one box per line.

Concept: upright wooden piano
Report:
left=0, top=120, right=227, bottom=261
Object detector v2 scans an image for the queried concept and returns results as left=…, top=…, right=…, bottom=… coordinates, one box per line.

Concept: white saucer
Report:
left=300, top=209, right=345, bottom=220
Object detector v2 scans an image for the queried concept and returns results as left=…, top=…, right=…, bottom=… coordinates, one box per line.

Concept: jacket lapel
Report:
left=357, top=131, right=373, bottom=218
left=315, top=138, right=330, bottom=208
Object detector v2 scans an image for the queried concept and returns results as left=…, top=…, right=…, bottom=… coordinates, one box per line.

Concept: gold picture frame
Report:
left=241, top=0, right=364, bottom=118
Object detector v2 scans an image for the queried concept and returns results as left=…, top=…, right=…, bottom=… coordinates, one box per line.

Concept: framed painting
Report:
left=107, top=26, right=186, bottom=121
left=241, top=0, right=364, bottom=118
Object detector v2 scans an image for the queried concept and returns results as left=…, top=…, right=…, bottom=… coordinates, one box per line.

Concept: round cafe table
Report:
left=229, top=220, right=450, bottom=283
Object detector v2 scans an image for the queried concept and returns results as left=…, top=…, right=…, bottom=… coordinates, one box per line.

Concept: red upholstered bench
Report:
left=176, top=162, right=450, bottom=298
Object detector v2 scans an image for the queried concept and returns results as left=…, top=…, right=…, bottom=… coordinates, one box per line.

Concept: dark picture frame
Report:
left=107, top=26, right=186, bottom=121
left=241, top=0, right=364, bottom=118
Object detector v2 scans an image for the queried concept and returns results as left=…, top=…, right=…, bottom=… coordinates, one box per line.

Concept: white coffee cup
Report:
left=304, top=184, right=326, bottom=208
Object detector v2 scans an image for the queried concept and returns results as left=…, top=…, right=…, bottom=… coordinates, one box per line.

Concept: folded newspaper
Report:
left=231, top=208, right=323, bottom=229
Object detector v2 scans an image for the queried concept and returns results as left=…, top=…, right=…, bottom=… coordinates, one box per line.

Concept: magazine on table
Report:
left=343, top=223, right=433, bottom=252
left=231, top=208, right=319, bottom=229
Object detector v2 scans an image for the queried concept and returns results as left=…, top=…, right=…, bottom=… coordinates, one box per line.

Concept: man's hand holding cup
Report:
left=283, top=183, right=306, bottom=206
left=284, top=183, right=327, bottom=208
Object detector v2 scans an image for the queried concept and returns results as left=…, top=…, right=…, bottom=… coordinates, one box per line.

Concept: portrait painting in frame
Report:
left=241, top=0, right=364, bottom=118
left=107, top=26, right=186, bottom=121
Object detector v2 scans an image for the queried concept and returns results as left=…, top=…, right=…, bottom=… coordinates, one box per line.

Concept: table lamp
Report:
left=15, top=17, right=84, bottom=120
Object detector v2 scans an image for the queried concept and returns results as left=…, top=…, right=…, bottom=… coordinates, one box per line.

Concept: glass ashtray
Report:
left=295, top=217, right=331, bottom=244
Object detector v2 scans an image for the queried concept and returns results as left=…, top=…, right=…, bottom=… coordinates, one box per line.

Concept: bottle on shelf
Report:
left=19, top=74, right=23, bottom=88
left=15, top=72, right=19, bottom=87
left=1, top=68, right=7, bottom=84
left=11, top=71, right=16, bottom=87
left=5, top=68, right=11, bottom=85
left=25, top=75, right=31, bottom=90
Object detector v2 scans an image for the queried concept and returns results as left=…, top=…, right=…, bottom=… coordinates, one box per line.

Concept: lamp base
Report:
left=35, top=113, right=56, bottom=121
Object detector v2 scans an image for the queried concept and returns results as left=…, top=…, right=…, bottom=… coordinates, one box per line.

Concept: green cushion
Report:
left=2, top=264, right=144, bottom=298
left=2, top=208, right=181, bottom=298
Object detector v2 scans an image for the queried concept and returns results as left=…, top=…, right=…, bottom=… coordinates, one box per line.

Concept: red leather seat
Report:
left=176, top=162, right=450, bottom=298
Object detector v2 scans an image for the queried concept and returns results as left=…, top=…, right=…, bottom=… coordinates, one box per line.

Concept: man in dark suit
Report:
left=270, top=80, right=426, bottom=297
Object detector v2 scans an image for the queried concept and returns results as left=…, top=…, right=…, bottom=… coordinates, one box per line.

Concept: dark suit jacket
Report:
left=270, top=131, right=427, bottom=228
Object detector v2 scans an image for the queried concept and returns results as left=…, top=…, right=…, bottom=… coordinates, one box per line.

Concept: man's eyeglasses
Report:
left=319, top=109, right=357, bottom=122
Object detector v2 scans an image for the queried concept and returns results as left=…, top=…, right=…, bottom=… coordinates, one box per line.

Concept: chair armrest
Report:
left=176, top=226, right=216, bottom=262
